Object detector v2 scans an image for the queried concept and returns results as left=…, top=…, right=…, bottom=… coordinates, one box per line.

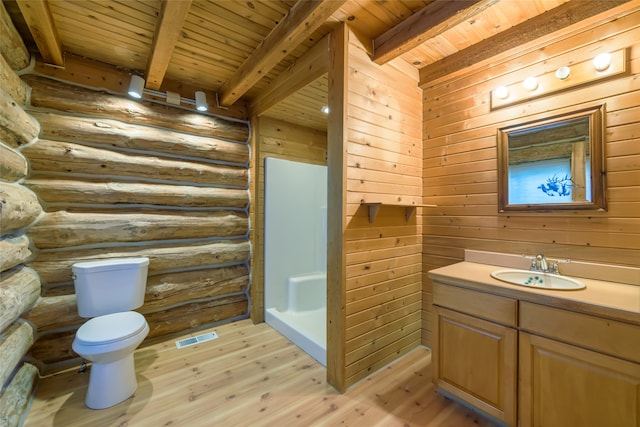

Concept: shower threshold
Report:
left=265, top=307, right=326, bottom=366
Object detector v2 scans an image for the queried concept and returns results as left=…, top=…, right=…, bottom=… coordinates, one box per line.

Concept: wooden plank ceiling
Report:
left=7, top=0, right=615, bottom=131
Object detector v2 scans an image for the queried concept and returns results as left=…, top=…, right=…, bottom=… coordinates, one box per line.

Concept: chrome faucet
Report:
left=526, top=253, right=570, bottom=274
left=535, top=254, right=548, bottom=272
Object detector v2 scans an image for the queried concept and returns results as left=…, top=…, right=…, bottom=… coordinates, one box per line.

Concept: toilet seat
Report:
left=76, top=311, right=147, bottom=345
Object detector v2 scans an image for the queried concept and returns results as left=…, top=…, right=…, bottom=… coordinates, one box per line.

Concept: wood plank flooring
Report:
left=23, top=320, right=497, bottom=426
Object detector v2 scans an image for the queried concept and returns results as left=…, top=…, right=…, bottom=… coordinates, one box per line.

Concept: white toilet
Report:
left=71, top=257, right=150, bottom=409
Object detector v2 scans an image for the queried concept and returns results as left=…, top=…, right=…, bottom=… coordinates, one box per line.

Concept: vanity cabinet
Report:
left=519, top=302, right=640, bottom=427
left=433, top=283, right=518, bottom=425
left=433, top=282, right=640, bottom=427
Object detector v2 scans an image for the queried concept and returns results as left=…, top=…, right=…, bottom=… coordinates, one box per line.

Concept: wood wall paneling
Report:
left=341, top=26, right=424, bottom=389
left=421, top=9, right=640, bottom=347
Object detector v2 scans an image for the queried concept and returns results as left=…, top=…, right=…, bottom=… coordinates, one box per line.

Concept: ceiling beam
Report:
left=419, top=0, right=630, bottom=86
left=16, top=0, right=63, bottom=66
left=218, top=0, right=345, bottom=107
left=372, top=0, right=488, bottom=65
left=251, top=35, right=329, bottom=117
left=145, top=0, right=192, bottom=91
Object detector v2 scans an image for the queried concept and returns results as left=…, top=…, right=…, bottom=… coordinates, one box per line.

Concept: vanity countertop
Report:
left=429, top=261, right=640, bottom=325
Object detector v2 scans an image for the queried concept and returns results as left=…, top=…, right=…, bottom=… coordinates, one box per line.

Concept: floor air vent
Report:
left=175, top=331, right=219, bottom=349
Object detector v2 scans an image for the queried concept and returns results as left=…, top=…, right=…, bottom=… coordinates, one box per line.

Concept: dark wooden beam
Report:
left=218, top=0, right=345, bottom=107
left=372, top=0, right=488, bottom=65
left=419, top=0, right=630, bottom=86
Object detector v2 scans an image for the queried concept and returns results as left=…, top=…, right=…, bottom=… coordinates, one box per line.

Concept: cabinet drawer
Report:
left=433, top=282, right=517, bottom=327
left=520, top=301, right=640, bottom=363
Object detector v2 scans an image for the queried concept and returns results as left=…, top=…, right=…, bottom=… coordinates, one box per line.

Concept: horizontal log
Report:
left=0, top=1, right=30, bottom=70
left=21, top=295, right=76, bottom=333
left=30, top=211, right=249, bottom=249
left=32, top=112, right=250, bottom=165
left=23, top=178, right=248, bottom=209
left=0, top=86, right=39, bottom=148
left=145, top=295, right=248, bottom=339
left=24, top=265, right=250, bottom=332
left=0, top=363, right=38, bottom=427
left=0, top=142, right=28, bottom=181
left=26, top=330, right=76, bottom=371
left=0, top=267, right=41, bottom=332
left=0, top=52, right=28, bottom=105
left=0, top=235, right=31, bottom=272
left=22, top=139, right=248, bottom=187
left=143, top=265, right=249, bottom=312
left=31, top=239, right=250, bottom=284
left=23, top=75, right=250, bottom=143
left=0, top=321, right=36, bottom=388
left=0, top=183, right=43, bottom=235
left=29, top=297, right=247, bottom=367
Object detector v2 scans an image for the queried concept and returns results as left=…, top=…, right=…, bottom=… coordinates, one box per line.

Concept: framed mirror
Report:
left=497, top=105, right=606, bottom=212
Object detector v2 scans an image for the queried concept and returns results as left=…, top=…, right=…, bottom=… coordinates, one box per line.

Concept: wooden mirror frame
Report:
left=497, top=105, right=606, bottom=212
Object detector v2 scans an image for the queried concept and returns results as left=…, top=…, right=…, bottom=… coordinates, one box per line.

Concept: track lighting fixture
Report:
left=127, top=75, right=212, bottom=113
left=195, top=91, right=208, bottom=111
left=128, top=75, right=144, bottom=99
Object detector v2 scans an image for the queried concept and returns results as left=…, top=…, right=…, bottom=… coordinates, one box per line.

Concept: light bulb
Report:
left=523, top=76, right=538, bottom=91
left=494, top=86, right=509, bottom=100
left=555, top=66, right=570, bottom=80
left=593, top=52, right=611, bottom=71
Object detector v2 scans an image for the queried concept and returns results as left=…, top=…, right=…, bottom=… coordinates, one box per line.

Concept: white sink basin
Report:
left=490, top=269, right=586, bottom=290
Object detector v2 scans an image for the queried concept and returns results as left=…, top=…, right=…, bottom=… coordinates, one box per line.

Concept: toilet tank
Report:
left=72, top=257, right=149, bottom=317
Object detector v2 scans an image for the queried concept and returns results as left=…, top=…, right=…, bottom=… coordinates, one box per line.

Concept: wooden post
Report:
left=327, top=23, right=349, bottom=393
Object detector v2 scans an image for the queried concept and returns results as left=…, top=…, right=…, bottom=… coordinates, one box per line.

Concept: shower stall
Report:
left=264, top=157, right=327, bottom=366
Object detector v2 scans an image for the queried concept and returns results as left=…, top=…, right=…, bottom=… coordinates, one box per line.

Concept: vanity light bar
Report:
left=491, top=48, right=626, bottom=110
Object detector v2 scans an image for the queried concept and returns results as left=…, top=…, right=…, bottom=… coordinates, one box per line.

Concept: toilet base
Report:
left=86, top=353, right=137, bottom=409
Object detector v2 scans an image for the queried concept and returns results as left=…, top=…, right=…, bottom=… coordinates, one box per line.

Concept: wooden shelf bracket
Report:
left=362, top=202, right=436, bottom=223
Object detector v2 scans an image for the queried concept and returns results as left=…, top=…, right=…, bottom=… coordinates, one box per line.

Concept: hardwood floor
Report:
left=24, top=320, right=497, bottom=426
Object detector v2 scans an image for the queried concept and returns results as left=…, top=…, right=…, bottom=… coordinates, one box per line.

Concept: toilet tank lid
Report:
left=73, top=257, right=149, bottom=273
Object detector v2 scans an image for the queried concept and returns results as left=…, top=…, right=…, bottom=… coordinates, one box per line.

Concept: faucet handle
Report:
left=522, top=254, right=538, bottom=271
left=549, top=258, right=570, bottom=274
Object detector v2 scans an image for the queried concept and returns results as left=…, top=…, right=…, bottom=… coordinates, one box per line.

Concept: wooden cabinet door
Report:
left=519, top=332, right=640, bottom=427
left=433, top=306, right=517, bottom=426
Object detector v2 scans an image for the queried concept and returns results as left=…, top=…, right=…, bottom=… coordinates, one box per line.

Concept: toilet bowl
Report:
left=72, top=311, right=149, bottom=409
left=71, top=257, right=150, bottom=409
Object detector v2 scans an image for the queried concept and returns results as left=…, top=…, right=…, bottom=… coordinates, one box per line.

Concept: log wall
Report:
left=15, top=70, right=251, bottom=372
left=421, top=6, right=640, bottom=346
left=250, top=116, right=327, bottom=322
left=334, top=27, right=424, bottom=389
left=0, top=2, right=39, bottom=425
